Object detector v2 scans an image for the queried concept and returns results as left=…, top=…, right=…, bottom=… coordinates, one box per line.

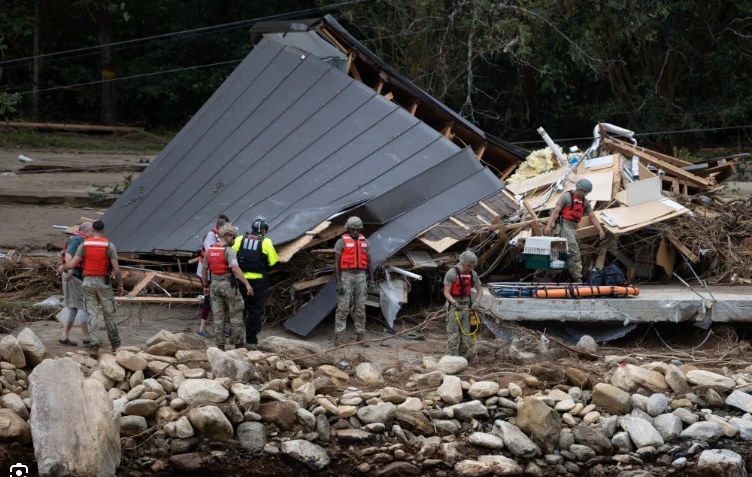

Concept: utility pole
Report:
left=32, top=0, right=41, bottom=121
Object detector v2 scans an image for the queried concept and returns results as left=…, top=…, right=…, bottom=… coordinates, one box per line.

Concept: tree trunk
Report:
left=97, top=8, right=116, bottom=125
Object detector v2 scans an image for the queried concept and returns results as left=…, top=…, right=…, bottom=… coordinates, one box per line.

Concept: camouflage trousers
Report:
left=83, top=277, right=119, bottom=348
left=211, top=278, right=245, bottom=347
left=446, top=296, right=473, bottom=357
left=557, top=219, right=582, bottom=282
left=335, top=270, right=367, bottom=334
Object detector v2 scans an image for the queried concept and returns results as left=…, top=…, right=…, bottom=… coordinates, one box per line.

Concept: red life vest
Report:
left=339, top=234, right=369, bottom=271
left=449, top=266, right=473, bottom=297
left=560, top=191, right=586, bottom=223
left=82, top=237, right=110, bottom=277
left=199, top=226, right=219, bottom=259
left=62, top=231, right=86, bottom=268
left=207, top=243, right=230, bottom=276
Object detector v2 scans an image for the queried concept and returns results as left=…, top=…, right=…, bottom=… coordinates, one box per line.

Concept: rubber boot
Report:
left=334, top=333, right=345, bottom=347
left=355, top=333, right=369, bottom=347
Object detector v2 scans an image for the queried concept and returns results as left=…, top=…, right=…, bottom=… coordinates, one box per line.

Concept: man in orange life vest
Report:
left=333, top=216, right=372, bottom=346
left=60, top=220, right=123, bottom=357
left=543, top=178, right=606, bottom=282
left=201, top=224, right=254, bottom=351
left=443, top=251, right=483, bottom=357
left=57, top=222, right=92, bottom=346
left=196, top=214, right=230, bottom=338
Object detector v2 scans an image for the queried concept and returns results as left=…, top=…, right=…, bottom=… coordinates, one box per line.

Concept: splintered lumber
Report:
left=602, top=138, right=714, bottom=188
left=127, top=272, right=156, bottom=297
left=663, top=232, right=699, bottom=263
left=1, top=121, right=143, bottom=134
left=522, top=200, right=542, bottom=236
left=276, top=221, right=334, bottom=263
left=116, top=297, right=200, bottom=304
left=153, top=272, right=201, bottom=289
left=292, top=275, right=332, bottom=292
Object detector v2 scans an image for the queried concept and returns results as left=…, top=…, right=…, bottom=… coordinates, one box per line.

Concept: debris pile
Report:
left=4, top=327, right=752, bottom=475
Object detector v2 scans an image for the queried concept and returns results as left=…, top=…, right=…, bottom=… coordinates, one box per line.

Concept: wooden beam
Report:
left=521, top=200, right=542, bottom=236
left=276, top=221, right=332, bottom=263
left=375, top=81, right=384, bottom=93
left=383, top=92, right=394, bottom=101
left=602, top=138, right=714, bottom=187
left=116, top=297, right=200, bottom=304
left=449, top=216, right=469, bottom=230
left=474, top=142, right=487, bottom=160
left=408, top=101, right=419, bottom=115
left=611, top=155, right=622, bottom=199
left=500, top=164, right=518, bottom=180
left=664, top=232, right=699, bottom=263
left=127, top=272, right=156, bottom=297
left=291, top=275, right=332, bottom=292
left=348, top=59, right=362, bottom=82
left=441, top=122, right=454, bottom=139
left=153, top=272, right=201, bottom=289
left=319, top=27, right=349, bottom=54
left=478, top=201, right=500, bottom=220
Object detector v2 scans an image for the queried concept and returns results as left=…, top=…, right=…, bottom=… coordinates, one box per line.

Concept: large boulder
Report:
left=516, top=397, right=561, bottom=453
left=492, top=420, right=540, bottom=458
left=29, top=358, right=121, bottom=477
left=727, top=390, right=752, bottom=414
left=355, top=362, right=385, bottom=386
left=0, top=393, right=29, bottom=420
left=611, top=364, right=668, bottom=393
left=436, top=356, right=469, bottom=375
left=187, top=406, right=233, bottom=440
left=230, top=383, right=260, bottom=411
left=686, top=370, right=735, bottom=391
left=0, top=335, right=26, bottom=368
left=697, top=449, right=748, bottom=477
left=177, top=379, right=229, bottom=405
left=18, top=327, right=46, bottom=366
left=619, top=416, right=664, bottom=448
left=280, top=440, right=330, bottom=470
left=206, top=347, right=254, bottom=383
left=99, top=354, right=127, bottom=382
left=258, top=336, right=334, bottom=367
left=592, top=383, right=632, bottom=415
left=115, top=350, right=148, bottom=372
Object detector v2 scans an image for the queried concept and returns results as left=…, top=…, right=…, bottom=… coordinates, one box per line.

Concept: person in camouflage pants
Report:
left=443, top=251, right=483, bottom=358
left=333, top=216, right=372, bottom=346
left=210, top=278, right=245, bottom=349
left=84, top=279, right=120, bottom=350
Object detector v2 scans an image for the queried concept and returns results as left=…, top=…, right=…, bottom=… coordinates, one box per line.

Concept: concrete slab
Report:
left=478, top=285, right=752, bottom=324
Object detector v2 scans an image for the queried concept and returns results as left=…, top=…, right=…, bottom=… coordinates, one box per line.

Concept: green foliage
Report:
left=88, top=173, right=134, bottom=206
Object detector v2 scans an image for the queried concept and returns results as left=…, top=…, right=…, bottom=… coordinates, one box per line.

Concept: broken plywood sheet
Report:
left=405, top=250, right=438, bottom=268
left=599, top=200, right=675, bottom=228
left=507, top=167, right=567, bottom=196
left=570, top=171, right=615, bottom=202
left=615, top=176, right=662, bottom=206
left=583, top=154, right=616, bottom=171
left=276, top=221, right=332, bottom=263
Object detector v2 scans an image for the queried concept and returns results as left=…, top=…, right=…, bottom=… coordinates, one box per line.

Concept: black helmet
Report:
left=251, top=216, right=268, bottom=234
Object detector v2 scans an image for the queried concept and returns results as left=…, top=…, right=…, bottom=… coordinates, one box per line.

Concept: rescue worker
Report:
left=233, top=216, right=278, bottom=348
left=201, top=224, right=254, bottom=350
left=333, top=216, right=372, bottom=346
left=56, top=222, right=92, bottom=346
left=543, top=179, right=606, bottom=283
left=196, top=214, right=230, bottom=338
left=442, top=251, right=483, bottom=357
left=60, top=220, right=123, bottom=357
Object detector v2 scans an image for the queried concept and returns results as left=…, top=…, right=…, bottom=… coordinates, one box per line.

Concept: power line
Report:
left=510, top=125, right=752, bottom=145
left=0, top=0, right=371, bottom=67
left=13, top=59, right=243, bottom=95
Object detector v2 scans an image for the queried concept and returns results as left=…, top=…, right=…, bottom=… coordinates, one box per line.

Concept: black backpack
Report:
left=603, top=264, right=627, bottom=286
left=586, top=268, right=604, bottom=286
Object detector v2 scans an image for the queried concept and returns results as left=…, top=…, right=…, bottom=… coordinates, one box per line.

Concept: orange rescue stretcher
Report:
left=533, top=285, right=640, bottom=298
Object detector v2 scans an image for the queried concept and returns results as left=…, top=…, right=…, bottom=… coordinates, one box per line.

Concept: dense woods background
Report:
left=1, top=0, right=751, bottom=148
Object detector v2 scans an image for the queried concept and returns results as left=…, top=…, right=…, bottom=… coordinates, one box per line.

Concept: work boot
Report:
left=355, top=333, right=369, bottom=347
left=333, top=333, right=345, bottom=347
left=89, top=346, right=100, bottom=358
left=217, top=344, right=225, bottom=351
left=111, top=342, right=120, bottom=353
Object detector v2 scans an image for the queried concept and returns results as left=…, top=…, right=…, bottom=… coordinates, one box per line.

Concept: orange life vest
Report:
left=82, top=237, right=110, bottom=277
left=561, top=191, right=586, bottom=223
left=207, top=243, right=230, bottom=276
left=339, top=234, right=369, bottom=271
left=449, top=266, right=473, bottom=297
left=199, top=226, right=219, bottom=259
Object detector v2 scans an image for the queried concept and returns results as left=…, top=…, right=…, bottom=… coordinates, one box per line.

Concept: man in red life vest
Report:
left=196, top=214, right=230, bottom=338
left=60, top=220, right=123, bottom=357
left=543, top=179, right=606, bottom=283
left=201, top=224, right=254, bottom=351
left=333, top=216, right=372, bottom=346
left=443, top=251, right=484, bottom=357
left=56, top=222, right=92, bottom=346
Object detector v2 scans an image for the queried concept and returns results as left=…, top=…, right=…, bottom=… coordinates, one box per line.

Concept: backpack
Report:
left=603, top=264, right=627, bottom=286
left=586, top=268, right=604, bottom=286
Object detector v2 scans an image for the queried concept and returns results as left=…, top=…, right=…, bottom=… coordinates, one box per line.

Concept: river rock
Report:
left=647, top=394, right=670, bottom=417
left=124, top=399, right=158, bottom=417
left=237, top=421, right=266, bottom=453
left=115, top=350, right=148, bottom=371
left=375, top=462, right=421, bottom=477
left=726, top=390, right=752, bottom=414
left=121, top=416, right=148, bottom=437
left=0, top=393, right=29, bottom=420
left=281, top=440, right=330, bottom=470
left=673, top=407, right=699, bottom=425
left=0, top=335, right=26, bottom=368
left=697, top=449, right=747, bottom=477
left=394, top=410, right=434, bottom=436
left=164, top=416, right=195, bottom=439
left=258, top=336, right=333, bottom=368
left=576, top=335, right=598, bottom=353
left=516, top=397, right=561, bottom=453
left=730, top=418, right=752, bottom=440
left=652, top=413, right=683, bottom=440
left=680, top=422, right=724, bottom=442
left=664, top=364, right=688, bottom=392
left=187, top=405, right=233, bottom=440
left=570, top=444, right=596, bottom=462
left=0, top=408, right=31, bottom=443
left=611, top=364, right=668, bottom=393
left=492, top=420, right=540, bottom=458
left=469, top=381, right=499, bottom=398
left=437, top=355, right=468, bottom=375
left=572, top=425, right=612, bottom=455
left=397, top=397, right=423, bottom=412
left=357, top=402, right=396, bottom=427
left=355, top=362, right=384, bottom=385
left=454, top=460, right=490, bottom=477
left=417, top=370, right=445, bottom=387
left=686, top=370, right=735, bottom=391
left=18, top=327, right=46, bottom=366
left=381, top=387, right=408, bottom=404
left=177, top=378, right=229, bottom=405
left=468, top=431, right=504, bottom=449
left=438, top=375, right=463, bottom=404
left=477, top=455, right=523, bottom=475
left=592, top=383, right=632, bottom=414
left=29, top=358, right=120, bottom=476
left=206, top=347, right=254, bottom=383
left=619, top=416, right=664, bottom=448
left=612, top=432, right=632, bottom=453
left=258, top=401, right=298, bottom=431
left=447, top=400, right=488, bottom=421
left=230, top=383, right=261, bottom=411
